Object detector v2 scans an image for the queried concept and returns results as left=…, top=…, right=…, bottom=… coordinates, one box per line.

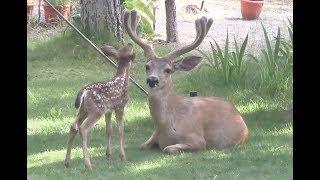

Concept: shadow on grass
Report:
left=27, top=107, right=292, bottom=164
left=28, top=137, right=292, bottom=179
left=27, top=115, right=154, bottom=155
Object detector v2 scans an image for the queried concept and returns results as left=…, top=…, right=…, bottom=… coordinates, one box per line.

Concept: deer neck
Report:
left=114, top=61, right=131, bottom=85
left=148, top=77, right=179, bottom=126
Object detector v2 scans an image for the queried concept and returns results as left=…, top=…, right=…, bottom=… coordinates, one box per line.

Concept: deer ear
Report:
left=173, top=56, right=202, bottom=71
left=101, top=45, right=119, bottom=59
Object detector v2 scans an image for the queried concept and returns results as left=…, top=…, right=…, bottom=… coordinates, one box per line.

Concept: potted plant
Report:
left=240, top=0, right=264, bottom=20
left=27, top=0, right=35, bottom=19
left=43, top=0, right=72, bottom=23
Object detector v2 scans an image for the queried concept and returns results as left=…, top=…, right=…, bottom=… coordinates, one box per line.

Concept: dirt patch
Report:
left=27, top=0, right=293, bottom=56
left=153, top=0, right=293, bottom=55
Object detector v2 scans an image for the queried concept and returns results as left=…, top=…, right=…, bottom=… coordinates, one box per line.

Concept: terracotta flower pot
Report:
left=27, top=4, right=35, bottom=16
left=43, top=4, right=71, bottom=23
left=240, top=0, right=264, bottom=20
left=27, top=0, right=35, bottom=18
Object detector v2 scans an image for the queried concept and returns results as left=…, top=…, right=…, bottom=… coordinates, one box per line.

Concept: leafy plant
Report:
left=123, top=0, right=155, bottom=37
left=197, top=31, right=249, bottom=84
left=47, top=0, right=72, bottom=6
left=230, top=33, right=249, bottom=80
left=279, top=19, right=293, bottom=68
left=261, top=24, right=281, bottom=78
left=247, top=22, right=292, bottom=96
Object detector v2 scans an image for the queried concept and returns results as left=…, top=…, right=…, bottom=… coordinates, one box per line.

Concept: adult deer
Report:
left=64, top=43, right=135, bottom=169
left=124, top=10, right=248, bottom=154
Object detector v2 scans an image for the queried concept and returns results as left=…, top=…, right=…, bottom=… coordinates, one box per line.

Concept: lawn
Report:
left=27, top=28, right=292, bottom=179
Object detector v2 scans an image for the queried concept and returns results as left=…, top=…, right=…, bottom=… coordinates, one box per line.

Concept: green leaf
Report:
left=234, top=36, right=239, bottom=55
left=140, top=16, right=154, bottom=35
left=288, top=26, right=293, bottom=44
left=262, top=24, right=273, bottom=59
left=124, top=0, right=155, bottom=35
left=224, top=31, right=229, bottom=62
left=247, top=54, right=259, bottom=64
left=230, top=52, right=237, bottom=66
left=273, top=28, right=281, bottom=63
left=132, top=0, right=155, bottom=21
left=214, top=40, right=224, bottom=64
left=239, top=33, right=249, bottom=62
left=262, top=49, right=271, bottom=68
left=210, top=42, right=220, bottom=68
left=196, top=49, right=214, bottom=67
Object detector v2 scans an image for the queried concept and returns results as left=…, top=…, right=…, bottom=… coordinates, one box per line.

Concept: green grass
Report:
left=27, top=29, right=292, bottom=179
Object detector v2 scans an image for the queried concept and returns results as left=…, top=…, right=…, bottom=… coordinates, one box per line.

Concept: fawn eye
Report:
left=164, top=68, right=172, bottom=74
left=145, top=65, right=150, bottom=71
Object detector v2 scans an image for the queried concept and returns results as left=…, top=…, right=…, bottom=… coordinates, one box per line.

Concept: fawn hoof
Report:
left=119, top=154, right=126, bottom=161
left=106, top=152, right=113, bottom=160
left=64, top=161, right=70, bottom=168
left=85, top=164, right=94, bottom=170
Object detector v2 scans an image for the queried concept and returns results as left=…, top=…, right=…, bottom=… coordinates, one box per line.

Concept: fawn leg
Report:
left=64, top=113, right=85, bottom=167
left=140, top=129, right=159, bottom=150
left=79, top=112, right=102, bottom=170
left=105, top=112, right=112, bottom=159
left=115, top=109, right=126, bottom=161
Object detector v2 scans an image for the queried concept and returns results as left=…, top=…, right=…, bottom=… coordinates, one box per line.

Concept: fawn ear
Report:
left=101, top=45, right=119, bottom=59
left=173, top=56, right=202, bottom=71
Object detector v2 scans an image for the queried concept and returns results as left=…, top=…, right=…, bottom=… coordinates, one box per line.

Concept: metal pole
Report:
left=42, top=0, right=148, bottom=96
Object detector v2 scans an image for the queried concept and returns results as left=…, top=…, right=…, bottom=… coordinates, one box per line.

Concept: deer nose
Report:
left=146, top=76, right=159, bottom=88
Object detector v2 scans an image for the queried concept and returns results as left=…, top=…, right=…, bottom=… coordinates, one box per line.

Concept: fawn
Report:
left=64, top=43, right=135, bottom=169
left=124, top=10, right=248, bottom=154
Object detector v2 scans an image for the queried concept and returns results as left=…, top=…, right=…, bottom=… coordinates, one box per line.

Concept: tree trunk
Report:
left=80, top=0, right=123, bottom=39
left=165, top=0, right=178, bottom=42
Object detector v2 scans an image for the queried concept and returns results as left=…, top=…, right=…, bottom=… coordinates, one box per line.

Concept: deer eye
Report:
left=164, top=68, right=172, bottom=74
left=145, top=65, right=150, bottom=71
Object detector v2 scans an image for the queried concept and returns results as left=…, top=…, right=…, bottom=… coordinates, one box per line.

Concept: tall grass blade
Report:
left=273, top=27, right=281, bottom=63
left=239, top=33, right=249, bottom=61
left=209, top=42, right=220, bottom=69
left=224, top=30, right=229, bottom=62
left=262, top=24, right=273, bottom=59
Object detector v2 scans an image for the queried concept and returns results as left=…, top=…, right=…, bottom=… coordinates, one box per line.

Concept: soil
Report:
left=153, top=0, right=293, bottom=55
left=27, top=0, right=293, bottom=56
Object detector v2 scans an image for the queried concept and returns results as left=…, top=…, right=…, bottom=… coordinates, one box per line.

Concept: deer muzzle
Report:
left=146, top=76, right=159, bottom=88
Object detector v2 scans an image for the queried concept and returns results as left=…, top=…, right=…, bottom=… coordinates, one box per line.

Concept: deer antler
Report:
left=123, top=10, right=157, bottom=60
left=164, top=17, right=213, bottom=61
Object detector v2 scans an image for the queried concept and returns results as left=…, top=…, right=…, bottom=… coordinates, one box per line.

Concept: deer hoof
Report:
left=106, top=152, right=113, bottom=160
left=140, top=143, right=151, bottom=150
left=163, top=146, right=181, bottom=154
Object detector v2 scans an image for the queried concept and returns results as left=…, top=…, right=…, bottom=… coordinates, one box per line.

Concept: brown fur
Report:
left=124, top=10, right=248, bottom=154
left=64, top=44, right=135, bottom=169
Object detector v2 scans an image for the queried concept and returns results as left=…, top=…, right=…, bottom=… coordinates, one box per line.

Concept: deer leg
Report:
left=79, top=112, right=102, bottom=170
left=105, top=112, right=113, bottom=159
left=64, top=113, right=85, bottom=168
left=115, top=109, right=126, bottom=161
left=140, top=130, right=159, bottom=150
left=163, top=141, right=206, bottom=154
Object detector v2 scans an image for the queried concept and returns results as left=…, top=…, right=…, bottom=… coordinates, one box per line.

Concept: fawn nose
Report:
left=147, top=76, right=159, bottom=88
